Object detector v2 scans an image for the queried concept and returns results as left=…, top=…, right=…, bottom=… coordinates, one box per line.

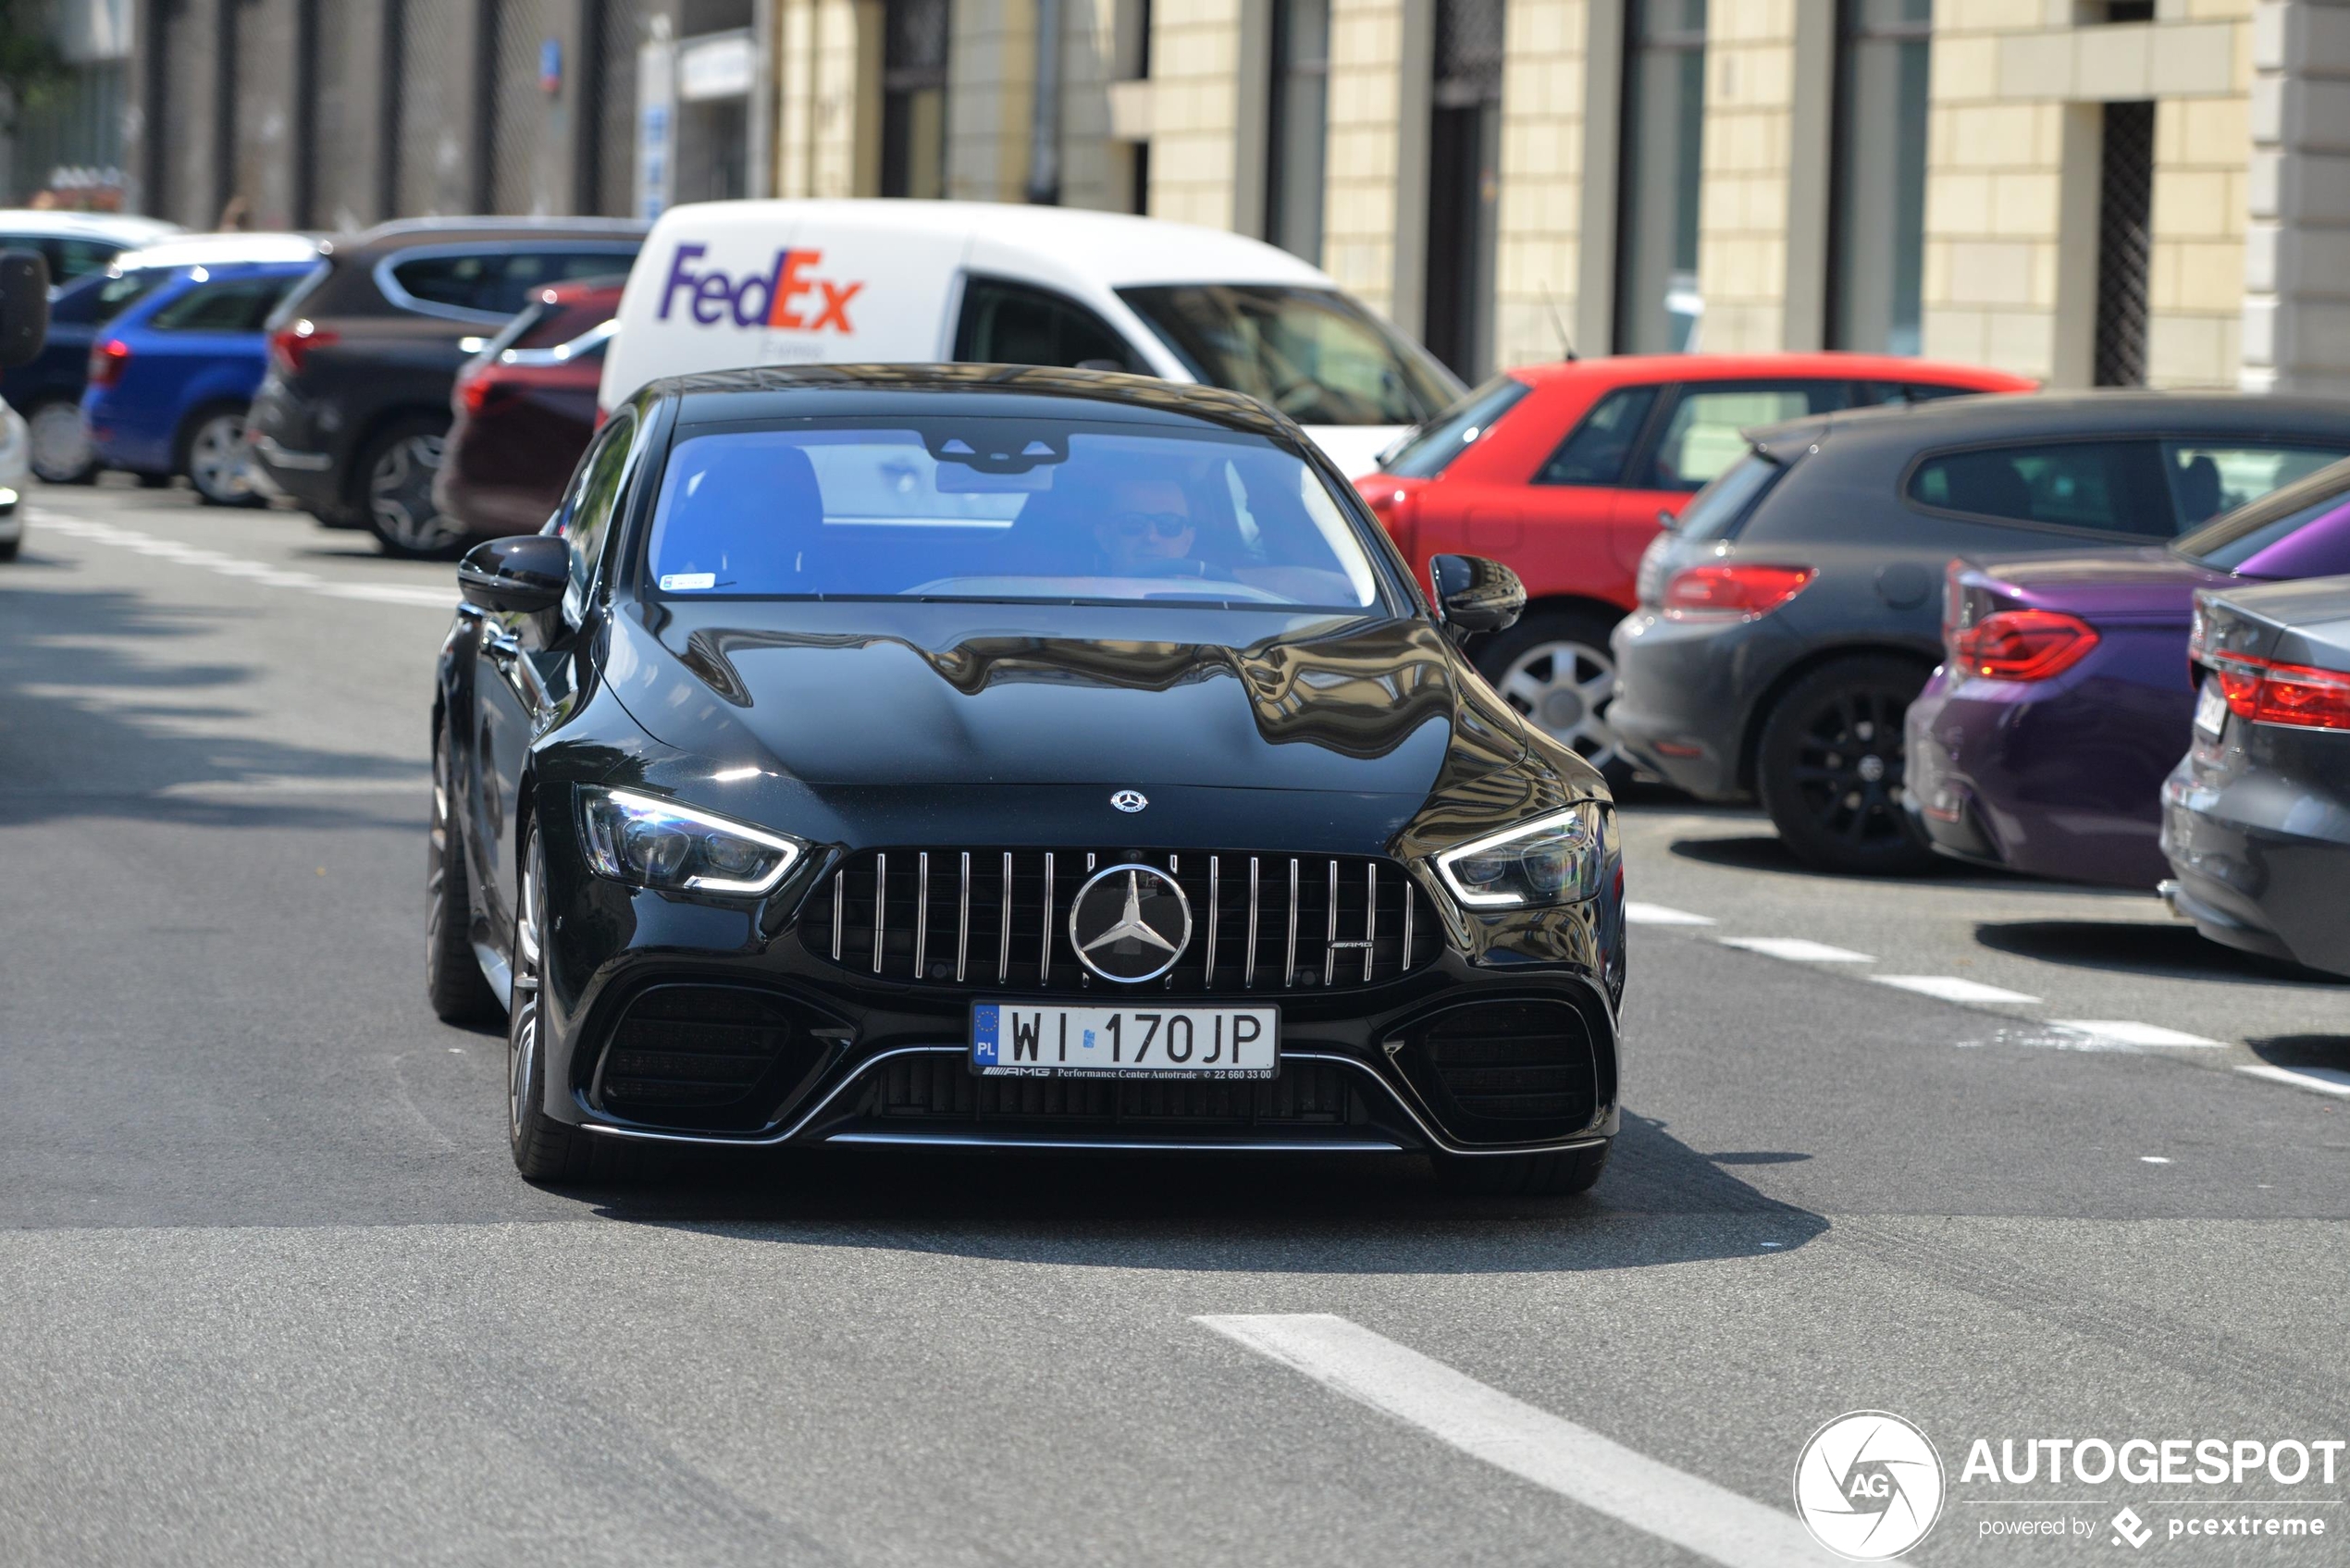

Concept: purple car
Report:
left=1905, top=457, right=2350, bottom=887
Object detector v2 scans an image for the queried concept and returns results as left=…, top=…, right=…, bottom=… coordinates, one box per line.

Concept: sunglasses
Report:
left=1106, top=511, right=1193, bottom=539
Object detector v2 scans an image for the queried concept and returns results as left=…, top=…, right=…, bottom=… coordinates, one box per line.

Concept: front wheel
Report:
left=426, top=722, right=501, bottom=1024
left=183, top=408, right=266, bottom=507
left=507, top=828, right=644, bottom=1182
left=26, top=399, right=95, bottom=484
left=1434, top=1142, right=1609, bottom=1197
left=1754, top=654, right=1937, bottom=875
left=360, top=418, right=466, bottom=559
left=1476, top=608, right=1634, bottom=791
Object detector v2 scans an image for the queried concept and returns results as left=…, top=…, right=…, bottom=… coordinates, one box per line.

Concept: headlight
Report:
left=577, top=787, right=805, bottom=896
left=1433, top=802, right=1614, bottom=908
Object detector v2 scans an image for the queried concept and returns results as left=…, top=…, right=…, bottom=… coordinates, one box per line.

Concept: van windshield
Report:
left=642, top=418, right=1388, bottom=611
left=1118, top=284, right=1460, bottom=427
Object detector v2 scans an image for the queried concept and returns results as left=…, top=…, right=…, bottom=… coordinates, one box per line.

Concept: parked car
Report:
left=0, top=395, right=30, bottom=560
left=439, top=364, right=1620, bottom=1193
left=1609, top=392, right=2350, bottom=873
left=1353, top=354, right=2034, bottom=781
left=248, top=217, right=647, bottom=557
left=0, top=210, right=178, bottom=289
left=80, top=251, right=321, bottom=503
left=433, top=276, right=622, bottom=539
left=598, top=199, right=1465, bottom=480
left=1907, top=458, right=2350, bottom=887
left=6, top=232, right=320, bottom=484
left=2159, top=574, right=2350, bottom=977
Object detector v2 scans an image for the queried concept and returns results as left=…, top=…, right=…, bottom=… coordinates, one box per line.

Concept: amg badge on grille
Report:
left=1110, top=789, right=1147, bottom=813
left=1069, top=864, right=1192, bottom=982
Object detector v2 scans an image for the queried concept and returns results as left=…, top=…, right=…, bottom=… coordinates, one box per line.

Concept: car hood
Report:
left=600, top=599, right=1529, bottom=800
left=1973, top=547, right=2231, bottom=623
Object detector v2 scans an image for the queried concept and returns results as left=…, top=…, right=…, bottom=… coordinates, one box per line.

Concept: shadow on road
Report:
left=564, top=1109, right=1830, bottom=1275
left=2246, top=1033, right=2350, bottom=1070
left=1974, top=920, right=2349, bottom=987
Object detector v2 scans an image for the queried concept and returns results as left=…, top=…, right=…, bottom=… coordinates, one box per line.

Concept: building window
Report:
left=2095, top=100, right=2156, bottom=387
left=881, top=0, right=950, bottom=199
left=1266, top=0, right=1330, bottom=263
left=1424, top=0, right=1504, bottom=379
left=1827, top=0, right=1929, bottom=356
left=1615, top=0, right=1706, bottom=354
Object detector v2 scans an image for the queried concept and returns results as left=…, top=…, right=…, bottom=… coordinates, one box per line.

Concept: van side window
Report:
left=954, top=277, right=1143, bottom=372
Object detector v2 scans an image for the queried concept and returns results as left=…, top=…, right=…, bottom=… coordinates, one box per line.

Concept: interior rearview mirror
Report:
left=459, top=535, right=567, bottom=614
left=1429, top=553, right=1527, bottom=642
left=0, top=249, right=51, bottom=369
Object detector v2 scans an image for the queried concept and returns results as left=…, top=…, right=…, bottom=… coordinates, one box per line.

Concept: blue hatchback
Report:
left=81, top=258, right=316, bottom=504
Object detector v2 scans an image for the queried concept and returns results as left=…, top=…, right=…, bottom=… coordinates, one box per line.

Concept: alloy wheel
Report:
left=508, top=836, right=544, bottom=1146
left=369, top=433, right=464, bottom=552
left=27, top=401, right=92, bottom=483
left=1785, top=685, right=1913, bottom=848
left=188, top=414, right=256, bottom=503
left=1496, top=637, right=1621, bottom=772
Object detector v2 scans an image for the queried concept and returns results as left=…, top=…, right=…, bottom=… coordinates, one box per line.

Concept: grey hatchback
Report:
left=1608, top=392, right=2350, bottom=873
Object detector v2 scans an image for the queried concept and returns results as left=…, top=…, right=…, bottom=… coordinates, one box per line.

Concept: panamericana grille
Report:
left=808, top=848, right=1441, bottom=992
left=860, top=1053, right=1370, bottom=1129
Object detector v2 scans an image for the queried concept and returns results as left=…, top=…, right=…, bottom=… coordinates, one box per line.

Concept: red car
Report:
left=1356, top=353, right=2035, bottom=781
left=434, top=276, right=625, bottom=540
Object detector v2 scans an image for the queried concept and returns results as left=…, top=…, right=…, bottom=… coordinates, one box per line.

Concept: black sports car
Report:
left=430, top=365, right=1625, bottom=1194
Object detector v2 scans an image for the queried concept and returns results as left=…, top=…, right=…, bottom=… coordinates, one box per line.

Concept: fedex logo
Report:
left=657, top=244, right=862, bottom=333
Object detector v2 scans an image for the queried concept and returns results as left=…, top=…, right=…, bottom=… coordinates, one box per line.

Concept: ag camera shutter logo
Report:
left=1793, top=1411, right=1946, bottom=1560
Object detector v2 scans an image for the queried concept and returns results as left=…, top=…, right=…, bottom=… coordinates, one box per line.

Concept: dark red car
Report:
left=434, top=277, right=625, bottom=540
left=1356, top=353, right=2035, bottom=780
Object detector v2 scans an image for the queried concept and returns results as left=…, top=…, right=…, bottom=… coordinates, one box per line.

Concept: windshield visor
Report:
left=1117, top=285, right=1460, bottom=427
left=643, top=419, right=1388, bottom=610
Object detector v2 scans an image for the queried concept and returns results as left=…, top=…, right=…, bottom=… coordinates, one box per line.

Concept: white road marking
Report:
left=1719, top=936, right=1875, bottom=963
left=1625, top=901, right=1717, bottom=926
left=2236, top=1064, right=2350, bottom=1100
left=1871, top=974, right=2042, bottom=1005
left=1196, top=1315, right=1836, bottom=1568
left=155, top=775, right=428, bottom=798
left=2140, top=1156, right=2172, bottom=1165
left=35, top=514, right=455, bottom=608
left=2050, top=1019, right=2226, bottom=1049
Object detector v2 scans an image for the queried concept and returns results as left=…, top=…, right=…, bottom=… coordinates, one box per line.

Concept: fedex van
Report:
left=599, top=199, right=1463, bottom=477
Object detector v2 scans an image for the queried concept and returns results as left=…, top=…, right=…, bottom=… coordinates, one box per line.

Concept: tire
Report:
left=0, top=534, right=19, bottom=562
left=180, top=405, right=266, bottom=507
left=25, top=399, right=95, bottom=484
left=507, top=827, right=647, bottom=1183
left=426, top=721, right=501, bottom=1025
left=1475, top=607, right=1636, bottom=793
left=1434, top=1142, right=1609, bottom=1197
left=1754, top=654, right=1937, bottom=876
left=359, top=416, right=466, bottom=559
left=135, top=472, right=172, bottom=489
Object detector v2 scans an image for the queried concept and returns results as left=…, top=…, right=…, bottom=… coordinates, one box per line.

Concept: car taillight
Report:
left=1660, top=563, right=1815, bottom=620
left=2201, top=653, right=2350, bottom=731
left=269, top=318, right=337, bottom=376
left=458, top=370, right=490, bottom=415
left=1949, top=609, right=2101, bottom=681
left=88, top=338, right=130, bottom=388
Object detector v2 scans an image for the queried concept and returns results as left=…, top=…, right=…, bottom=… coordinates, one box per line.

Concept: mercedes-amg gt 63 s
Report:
left=430, top=365, right=1626, bottom=1194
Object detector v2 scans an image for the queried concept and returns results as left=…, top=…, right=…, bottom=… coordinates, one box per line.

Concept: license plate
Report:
left=2195, top=678, right=2228, bottom=739
left=971, top=1003, right=1279, bottom=1079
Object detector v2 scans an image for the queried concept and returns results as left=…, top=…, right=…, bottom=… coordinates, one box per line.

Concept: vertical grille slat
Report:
left=813, top=847, right=1439, bottom=992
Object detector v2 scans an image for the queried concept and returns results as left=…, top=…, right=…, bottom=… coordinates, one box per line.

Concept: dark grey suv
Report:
left=1608, top=392, right=2350, bottom=873
left=248, top=217, right=644, bottom=557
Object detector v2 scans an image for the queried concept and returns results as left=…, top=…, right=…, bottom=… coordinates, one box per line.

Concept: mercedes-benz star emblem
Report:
left=1069, top=864, right=1192, bottom=982
left=1110, top=789, right=1148, bottom=813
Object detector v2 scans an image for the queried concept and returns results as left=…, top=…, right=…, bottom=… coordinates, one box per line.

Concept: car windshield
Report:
left=2173, top=460, right=2350, bottom=571
left=643, top=418, right=1388, bottom=610
left=1117, top=285, right=1461, bottom=427
left=1379, top=377, right=1532, bottom=478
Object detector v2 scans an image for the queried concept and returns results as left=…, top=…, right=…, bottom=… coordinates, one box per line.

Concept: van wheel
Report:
left=1755, top=655, right=1937, bottom=875
left=1475, top=607, right=1634, bottom=791
left=360, top=416, right=466, bottom=559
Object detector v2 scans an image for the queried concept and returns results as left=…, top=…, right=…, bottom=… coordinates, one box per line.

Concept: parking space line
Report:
left=1718, top=937, right=1874, bottom=963
left=1871, top=975, right=2042, bottom=1005
left=1625, top=901, right=1717, bottom=926
left=2050, top=1019, right=2227, bottom=1049
left=1195, top=1314, right=1835, bottom=1568
left=2236, top=1064, right=2350, bottom=1099
left=34, top=514, right=455, bottom=609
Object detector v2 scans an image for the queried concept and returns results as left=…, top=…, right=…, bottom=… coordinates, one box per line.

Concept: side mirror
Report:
left=0, top=249, right=51, bottom=368
left=1429, top=553, right=1526, bottom=640
left=459, top=535, right=567, bottom=614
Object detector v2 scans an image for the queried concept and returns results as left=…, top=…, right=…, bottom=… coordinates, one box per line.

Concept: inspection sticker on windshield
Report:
left=2195, top=678, right=2229, bottom=739
left=659, top=573, right=717, bottom=591
left=971, top=1003, right=1278, bottom=1080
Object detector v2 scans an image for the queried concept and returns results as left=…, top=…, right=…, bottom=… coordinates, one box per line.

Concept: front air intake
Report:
left=1393, top=998, right=1601, bottom=1144
left=592, top=984, right=831, bottom=1130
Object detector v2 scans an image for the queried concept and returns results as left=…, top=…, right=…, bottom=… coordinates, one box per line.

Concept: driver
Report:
left=1093, top=475, right=1201, bottom=576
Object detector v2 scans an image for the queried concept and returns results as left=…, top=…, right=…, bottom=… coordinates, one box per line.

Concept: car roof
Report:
left=0, top=210, right=180, bottom=243
left=326, top=216, right=649, bottom=259
left=111, top=232, right=324, bottom=271
left=647, top=198, right=1335, bottom=290
left=657, top=363, right=1300, bottom=442
left=1506, top=352, right=2036, bottom=391
left=1748, top=390, right=2350, bottom=456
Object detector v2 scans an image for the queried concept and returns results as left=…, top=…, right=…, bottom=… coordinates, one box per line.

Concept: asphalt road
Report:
left=4, top=484, right=2347, bottom=1568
